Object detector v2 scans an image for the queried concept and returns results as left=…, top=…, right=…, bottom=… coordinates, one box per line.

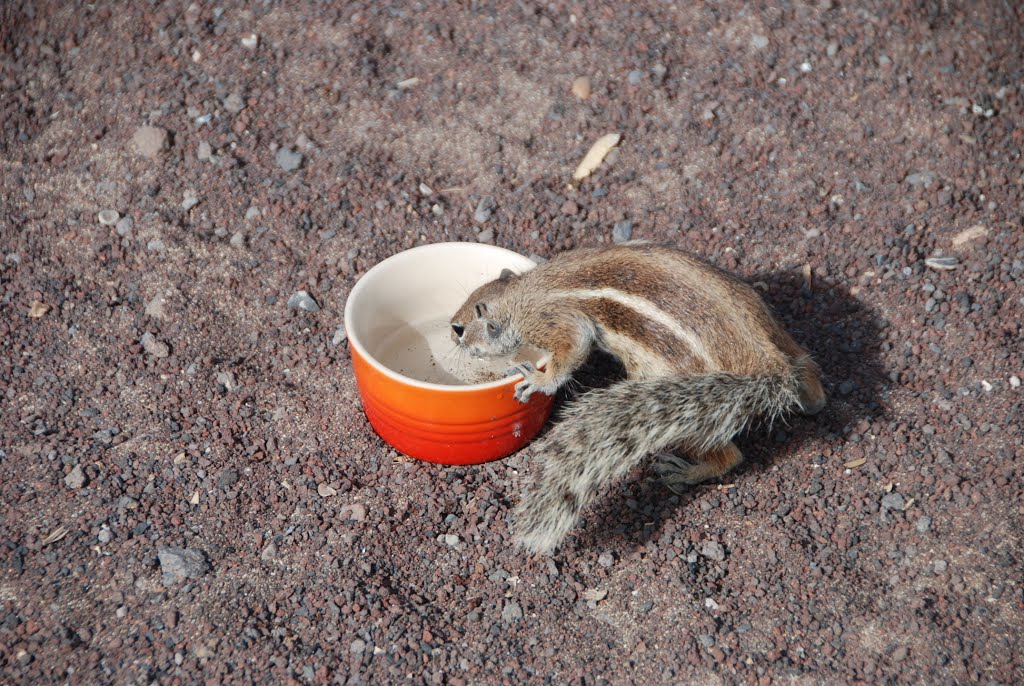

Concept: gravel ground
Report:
left=2, top=1, right=1022, bottom=684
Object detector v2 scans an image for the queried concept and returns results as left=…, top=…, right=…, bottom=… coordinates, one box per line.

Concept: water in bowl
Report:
left=373, top=316, right=545, bottom=386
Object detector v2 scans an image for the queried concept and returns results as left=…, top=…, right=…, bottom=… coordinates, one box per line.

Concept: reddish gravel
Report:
left=2, top=1, right=1022, bottom=684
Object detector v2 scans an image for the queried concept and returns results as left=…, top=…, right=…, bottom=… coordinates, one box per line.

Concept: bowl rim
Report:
left=343, top=242, right=548, bottom=393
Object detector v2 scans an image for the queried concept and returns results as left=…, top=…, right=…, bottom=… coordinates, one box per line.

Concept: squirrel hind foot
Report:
left=654, top=442, right=744, bottom=491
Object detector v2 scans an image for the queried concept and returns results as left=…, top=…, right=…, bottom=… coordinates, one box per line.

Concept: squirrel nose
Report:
left=451, top=324, right=465, bottom=338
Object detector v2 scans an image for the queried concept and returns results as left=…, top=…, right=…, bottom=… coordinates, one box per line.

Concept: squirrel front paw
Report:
left=507, top=362, right=555, bottom=403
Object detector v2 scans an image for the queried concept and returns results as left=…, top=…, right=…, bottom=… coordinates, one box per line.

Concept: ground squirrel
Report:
left=450, top=242, right=826, bottom=554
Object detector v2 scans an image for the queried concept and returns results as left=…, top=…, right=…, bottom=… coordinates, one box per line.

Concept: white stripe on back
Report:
left=552, top=288, right=714, bottom=366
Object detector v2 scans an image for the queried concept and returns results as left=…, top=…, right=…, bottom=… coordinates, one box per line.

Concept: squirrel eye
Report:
left=474, top=303, right=488, bottom=317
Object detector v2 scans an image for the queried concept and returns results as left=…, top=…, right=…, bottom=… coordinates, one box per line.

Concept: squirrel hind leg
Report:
left=795, top=358, right=827, bottom=416
left=654, top=441, right=744, bottom=492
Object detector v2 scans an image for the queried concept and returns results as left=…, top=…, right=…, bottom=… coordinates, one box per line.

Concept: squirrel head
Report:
left=450, top=268, right=520, bottom=356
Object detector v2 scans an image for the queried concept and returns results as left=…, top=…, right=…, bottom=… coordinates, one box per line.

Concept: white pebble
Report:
left=98, top=209, right=120, bottom=226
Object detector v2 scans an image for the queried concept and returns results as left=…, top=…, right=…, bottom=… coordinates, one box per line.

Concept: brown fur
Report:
left=450, top=241, right=826, bottom=553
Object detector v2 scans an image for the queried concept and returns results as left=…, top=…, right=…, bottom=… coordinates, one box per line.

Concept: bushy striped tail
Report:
left=512, top=366, right=805, bottom=554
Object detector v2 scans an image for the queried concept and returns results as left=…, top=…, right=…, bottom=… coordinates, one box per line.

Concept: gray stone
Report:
left=476, top=228, right=495, bottom=243
left=216, top=371, right=237, bottom=391
left=612, top=220, right=634, bottom=243
left=197, top=141, right=213, bottom=161
left=157, top=547, right=210, bottom=585
left=181, top=191, right=199, bottom=211
left=217, top=468, right=239, bottom=489
left=331, top=326, right=348, bottom=346
left=147, top=238, right=166, bottom=252
left=904, top=171, right=936, bottom=187
left=881, top=492, right=906, bottom=511
left=751, top=34, right=769, bottom=49
left=261, top=542, right=277, bottom=562
left=838, top=380, right=855, bottom=395
left=229, top=232, right=245, bottom=248
left=350, top=639, right=366, bottom=655
left=115, top=216, right=134, bottom=237
left=501, top=600, right=523, bottom=622
left=627, top=70, right=644, bottom=85
left=222, top=92, right=245, bottom=114
left=474, top=196, right=496, bottom=223
left=133, top=125, right=169, bottom=158
left=700, top=541, right=726, bottom=562
left=597, top=552, right=614, bottom=568
left=915, top=516, right=932, bottom=533
left=275, top=147, right=303, bottom=172
left=64, top=465, right=86, bottom=489
left=287, top=291, right=320, bottom=313
left=140, top=332, right=170, bottom=358
left=98, top=528, right=112, bottom=544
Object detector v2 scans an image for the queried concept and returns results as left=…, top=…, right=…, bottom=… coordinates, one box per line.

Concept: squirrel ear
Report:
left=498, top=268, right=518, bottom=282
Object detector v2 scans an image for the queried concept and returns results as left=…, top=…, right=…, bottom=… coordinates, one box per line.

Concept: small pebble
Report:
left=332, top=326, right=348, bottom=346
left=501, top=601, right=523, bottom=622
left=241, top=33, right=258, bottom=49
left=476, top=228, right=495, bottom=243
left=157, top=547, right=210, bottom=585
left=571, top=76, right=592, bottom=100
left=916, top=516, right=932, bottom=533
left=229, top=232, right=246, bottom=248
left=181, top=191, right=199, bottom=211
left=1010, top=376, right=1021, bottom=388
left=474, top=196, right=496, bottom=223
left=317, top=483, right=338, bottom=498
left=597, top=552, right=614, bottom=568
left=287, top=291, right=320, bottom=312
left=627, top=70, right=644, bottom=85
left=98, top=528, right=112, bottom=544
left=245, top=206, right=260, bottom=221
left=197, top=141, right=213, bottom=161
left=418, top=183, right=433, bottom=196
left=97, top=209, right=120, bottom=226
left=275, top=147, right=304, bottom=172
left=140, top=332, right=170, bottom=359
left=904, top=171, right=936, bottom=187
left=651, top=64, right=667, bottom=84
left=115, top=216, right=134, bottom=237
left=612, top=220, right=634, bottom=243
left=925, top=256, right=960, bottom=271
left=222, top=92, right=245, bottom=114
left=700, top=541, right=726, bottom=562
left=261, top=542, right=278, bottom=562
left=216, top=371, right=237, bottom=391
left=751, top=34, right=769, bottom=49
left=881, top=492, right=906, bottom=511
left=133, top=125, right=169, bottom=158
left=444, top=534, right=460, bottom=547
left=64, top=465, right=86, bottom=489
left=350, top=639, right=366, bottom=655
left=838, top=380, right=855, bottom=395
left=932, top=560, right=948, bottom=574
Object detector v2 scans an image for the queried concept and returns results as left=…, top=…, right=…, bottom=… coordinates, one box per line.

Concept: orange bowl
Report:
left=343, top=243, right=554, bottom=465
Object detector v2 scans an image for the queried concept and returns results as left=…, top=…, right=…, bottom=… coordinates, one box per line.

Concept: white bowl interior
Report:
left=344, top=243, right=542, bottom=389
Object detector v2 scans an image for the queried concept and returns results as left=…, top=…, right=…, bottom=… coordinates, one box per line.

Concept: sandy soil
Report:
left=1, top=1, right=1022, bottom=684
